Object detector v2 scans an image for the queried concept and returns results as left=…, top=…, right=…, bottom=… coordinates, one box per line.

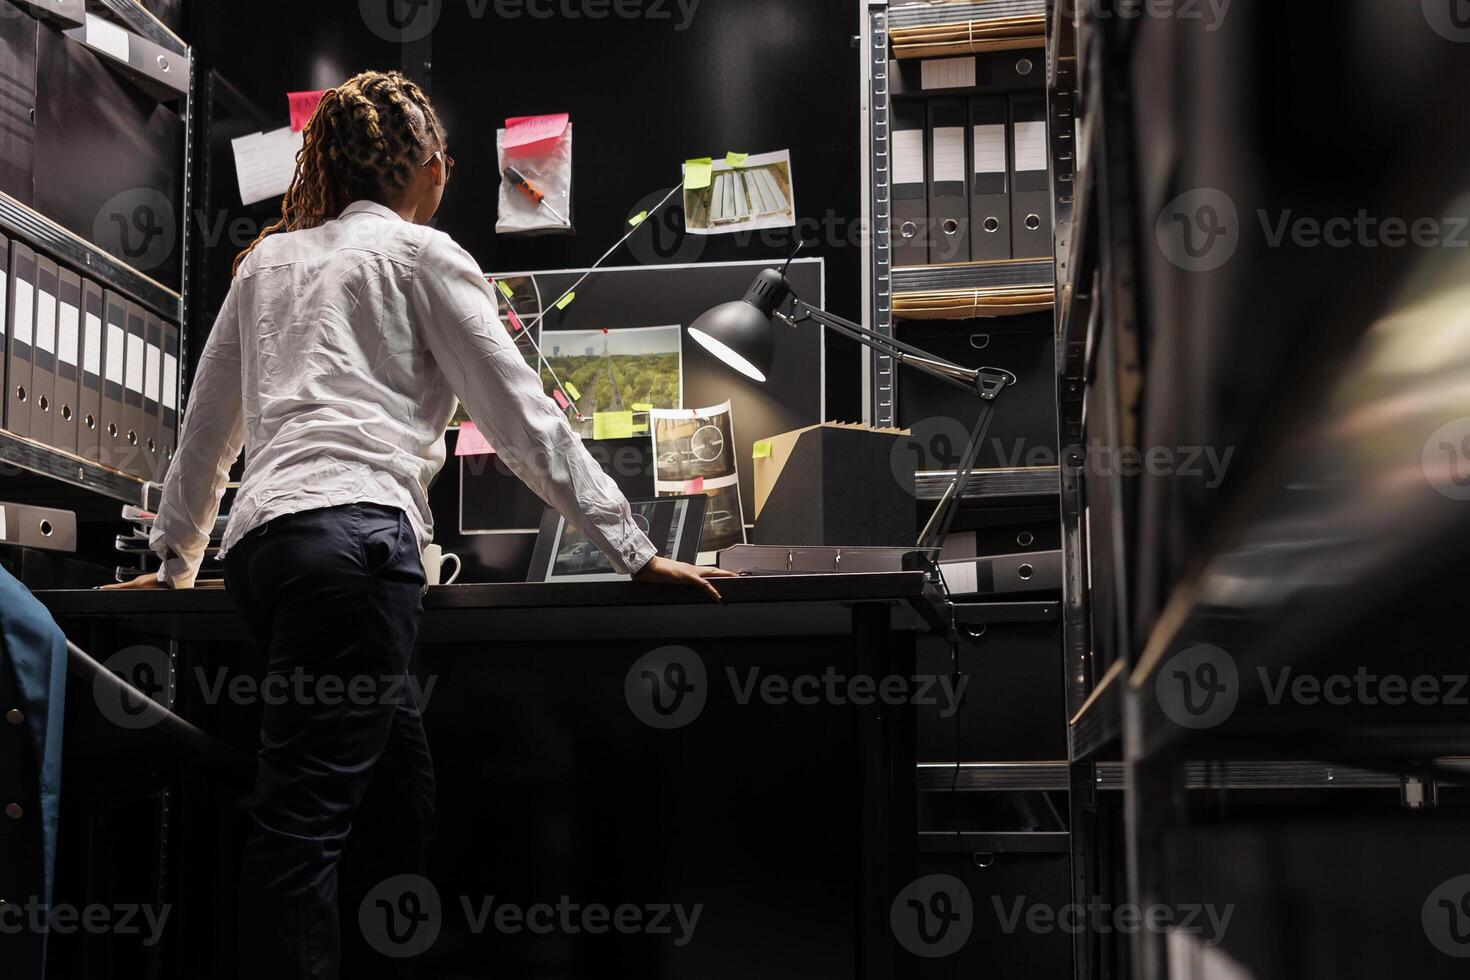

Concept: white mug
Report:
left=422, top=543, right=462, bottom=586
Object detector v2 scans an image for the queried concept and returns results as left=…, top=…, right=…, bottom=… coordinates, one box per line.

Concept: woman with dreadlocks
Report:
left=104, top=70, right=732, bottom=976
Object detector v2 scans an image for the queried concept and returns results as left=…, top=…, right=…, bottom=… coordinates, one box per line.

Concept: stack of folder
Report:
left=890, top=0, right=1046, bottom=59
left=892, top=283, right=1054, bottom=320
left=1, top=232, right=181, bottom=482
left=114, top=505, right=227, bottom=584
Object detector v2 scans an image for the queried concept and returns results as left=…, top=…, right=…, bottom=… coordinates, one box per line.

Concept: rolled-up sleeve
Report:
left=149, top=281, right=245, bottom=588
left=408, top=231, right=657, bottom=575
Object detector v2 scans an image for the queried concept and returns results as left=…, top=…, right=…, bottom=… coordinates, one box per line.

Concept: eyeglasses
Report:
left=421, top=149, right=455, bottom=178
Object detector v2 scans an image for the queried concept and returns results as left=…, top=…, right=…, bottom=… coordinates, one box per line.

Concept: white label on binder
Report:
left=973, top=125, right=1008, bottom=173
left=106, top=323, right=125, bottom=384
left=84, top=313, right=102, bottom=376
left=85, top=13, right=131, bottom=63
left=145, top=342, right=161, bottom=404
left=932, top=127, right=966, bottom=183
left=13, top=278, right=32, bottom=345
left=893, top=129, right=926, bottom=186
left=58, top=300, right=80, bottom=366
left=162, top=353, right=178, bottom=410
left=1015, top=121, right=1049, bottom=173
left=0, top=270, right=7, bottom=337
left=35, top=290, right=56, bottom=353
left=921, top=57, right=977, bottom=91
left=125, top=334, right=144, bottom=394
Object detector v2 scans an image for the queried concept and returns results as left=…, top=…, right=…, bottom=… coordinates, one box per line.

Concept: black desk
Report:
left=39, top=573, right=943, bottom=980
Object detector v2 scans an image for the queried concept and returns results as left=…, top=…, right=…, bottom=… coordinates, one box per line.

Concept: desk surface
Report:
left=38, top=572, right=948, bottom=642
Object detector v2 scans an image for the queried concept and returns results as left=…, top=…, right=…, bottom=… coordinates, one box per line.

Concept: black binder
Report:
left=122, top=299, right=146, bottom=476
left=142, top=308, right=163, bottom=480
left=78, top=277, right=103, bottom=464
left=30, top=256, right=58, bottom=444
left=160, top=317, right=179, bottom=475
left=969, top=95, right=1012, bottom=262
left=926, top=98, right=971, bottom=264
left=1008, top=91, right=1052, bottom=259
left=5, top=242, right=35, bottom=437
left=892, top=99, right=929, bottom=268
left=53, top=265, right=81, bottom=454
left=0, top=235, right=7, bottom=431
left=101, top=289, right=128, bottom=472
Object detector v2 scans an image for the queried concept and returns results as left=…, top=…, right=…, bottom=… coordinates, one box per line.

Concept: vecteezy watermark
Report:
left=1259, top=667, right=1469, bottom=708
left=1422, top=417, right=1470, bottom=501
left=1158, top=188, right=1470, bottom=272
left=93, top=189, right=177, bottom=274
left=623, top=648, right=968, bottom=729
left=358, top=874, right=702, bottom=959
left=1424, top=875, right=1470, bottom=958
left=95, top=645, right=436, bottom=733
left=1056, top=0, right=1233, bottom=31
left=1156, top=188, right=1240, bottom=272
left=992, top=896, right=1234, bottom=946
left=891, top=875, right=974, bottom=959
left=0, top=898, right=171, bottom=946
left=360, top=0, right=700, bottom=41
left=1155, top=644, right=1239, bottom=730
left=624, top=646, right=708, bottom=729
left=1423, top=0, right=1470, bottom=43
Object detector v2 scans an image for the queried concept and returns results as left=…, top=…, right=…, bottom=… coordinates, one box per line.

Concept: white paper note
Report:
left=232, top=127, right=305, bottom=206
left=921, top=57, right=977, bottom=90
left=1014, top=121, right=1048, bottom=173
left=893, top=129, right=926, bottom=186
left=973, top=124, right=1007, bottom=173
left=932, top=127, right=966, bottom=183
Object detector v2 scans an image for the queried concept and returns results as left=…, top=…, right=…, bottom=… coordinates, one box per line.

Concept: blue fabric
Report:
left=0, top=565, right=68, bottom=979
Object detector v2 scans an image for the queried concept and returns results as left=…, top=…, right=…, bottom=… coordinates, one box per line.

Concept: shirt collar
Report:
left=340, top=200, right=405, bottom=222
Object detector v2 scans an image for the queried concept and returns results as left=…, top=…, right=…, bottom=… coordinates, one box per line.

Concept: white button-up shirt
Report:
left=150, top=200, right=657, bottom=587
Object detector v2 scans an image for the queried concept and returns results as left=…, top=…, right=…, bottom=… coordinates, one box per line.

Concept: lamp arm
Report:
left=784, top=300, right=1013, bottom=399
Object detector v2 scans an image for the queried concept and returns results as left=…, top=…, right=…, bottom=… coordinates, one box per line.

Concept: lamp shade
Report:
left=687, top=268, right=793, bottom=384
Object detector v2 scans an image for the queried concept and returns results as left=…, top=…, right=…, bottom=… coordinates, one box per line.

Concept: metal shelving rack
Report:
left=0, top=1, right=193, bottom=508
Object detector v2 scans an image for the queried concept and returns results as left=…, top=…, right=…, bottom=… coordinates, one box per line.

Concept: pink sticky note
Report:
left=455, top=421, right=495, bottom=457
left=552, top=389, right=571, bottom=411
left=683, top=477, right=705, bottom=494
left=288, top=90, right=327, bottom=131
left=504, top=113, right=569, bottom=150
left=506, top=308, right=524, bottom=334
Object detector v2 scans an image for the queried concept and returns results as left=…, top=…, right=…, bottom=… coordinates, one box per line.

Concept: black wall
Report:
left=188, top=0, right=866, bottom=420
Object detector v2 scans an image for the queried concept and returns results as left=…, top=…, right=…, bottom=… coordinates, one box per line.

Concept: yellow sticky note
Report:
left=726, top=151, right=748, bottom=168
left=556, top=291, right=576, bottom=310
left=631, top=402, right=653, bottom=413
left=593, top=411, right=635, bottom=440
left=629, top=210, right=648, bottom=228
left=684, top=157, right=713, bottom=190
left=496, top=279, right=514, bottom=300
left=564, top=381, right=581, bottom=401
left=753, top=440, right=773, bottom=459
left=633, top=422, right=649, bottom=434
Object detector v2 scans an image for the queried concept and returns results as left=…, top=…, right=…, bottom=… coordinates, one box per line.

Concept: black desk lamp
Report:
left=689, top=247, right=1016, bottom=556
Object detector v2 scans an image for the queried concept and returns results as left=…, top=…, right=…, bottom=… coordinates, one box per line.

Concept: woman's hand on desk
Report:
left=631, top=556, right=738, bottom=603
left=100, top=572, right=174, bottom=590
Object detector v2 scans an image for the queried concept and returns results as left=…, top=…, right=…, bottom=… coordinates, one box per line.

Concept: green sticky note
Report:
left=684, top=157, right=713, bottom=191
left=726, top=151, right=749, bottom=168
left=629, top=210, right=648, bottom=228
left=555, top=291, right=576, bottom=310
left=633, top=422, right=649, bottom=434
left=564, top=381, right=581, bottom=401
left=496, top=279, right=514, bottom=300
left=753, top=440, right=773, bottom=460
left=631, top=402, right=653, bottom=413
left=593, top=411, right=635, bottom=440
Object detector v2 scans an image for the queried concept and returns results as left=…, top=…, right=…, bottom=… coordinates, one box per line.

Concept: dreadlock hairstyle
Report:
left=233, top=70, right=447, bottom=275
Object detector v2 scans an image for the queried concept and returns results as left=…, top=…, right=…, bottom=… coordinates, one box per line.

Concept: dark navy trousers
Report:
left=224, top=503, right=434, bottom=979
